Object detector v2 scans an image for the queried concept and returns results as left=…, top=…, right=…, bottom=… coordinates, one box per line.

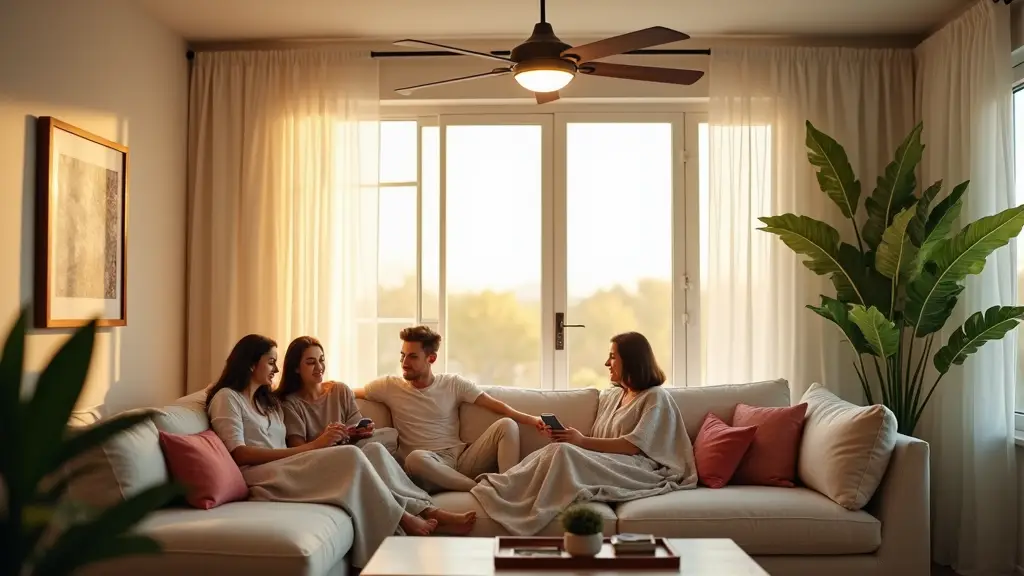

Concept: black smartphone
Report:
left=541, top=413, right=565, bottom=431
left=356, top=418, right=373, bottom=429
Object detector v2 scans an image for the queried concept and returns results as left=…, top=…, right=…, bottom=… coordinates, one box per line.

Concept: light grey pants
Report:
left=403, top=417, right=521, bottom=492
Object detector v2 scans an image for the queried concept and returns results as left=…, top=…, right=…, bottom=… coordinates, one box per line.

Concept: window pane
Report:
left=376, top=321, right=416, bottom=377
left=445, top=125, right=543, bottom=388
left=422, top=126, right=440, bottom=321
left=565, top=123, right=674, bottom=390
left=378, top=186, right=417, bottom=319
left=699, top=122, right=709, bottom=387
left=380, top=120, right=417, bottom=183
left=1015, top=89, right=1024, bottom=413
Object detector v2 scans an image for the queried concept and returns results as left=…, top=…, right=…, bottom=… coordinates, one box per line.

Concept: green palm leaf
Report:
left=875, top=204, right=919, bottom=286
left=23, top=319, right=97, bottom=491
left=32, top=482, right=181, bottom=576
left=0, top=306, right=27, bottom=491
left=848, top=305, right=900, bottom=358
left=908, top=204, right=1024, bottom=335
left=915, top=181, right=967, bottom=275
left=933, top=306, right=1024, bottom=375
left=758, top=214, right=866, bottom=305
left=908, top=180, right=943, bottom=245
left=862, top=123, right=924, bottom=250
left=807, top=296, right=871, bottom=355
left=805, top=121, right=861, bottom=220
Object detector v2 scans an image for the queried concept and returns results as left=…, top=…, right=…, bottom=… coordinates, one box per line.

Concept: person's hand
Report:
left=313, top=423, right=349, bottom=449
left=347, top=422, right=375, bottom=439
left=530, top=415, right=546, bottom=432
left=550, top=426, right=583, bottom=446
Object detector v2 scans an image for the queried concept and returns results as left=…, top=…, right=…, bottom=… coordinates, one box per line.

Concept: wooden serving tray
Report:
left=493, top=536, right=680, bottom=571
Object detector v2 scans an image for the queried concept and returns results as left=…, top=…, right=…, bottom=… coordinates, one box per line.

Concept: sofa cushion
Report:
left=667, top=379, right=791, bottom=441
left=731, top=403, right=808, bottom=487
left=798, top=383, right=897, bottom=510
left=80, top=501, right=353, bottom=576
left=459, top=387, right=600, bottom=458
left=431, top=490, right=617, bottom=537
left=693, top=413, right=757, bottom=488
left=355, top=398, right=394, bottom=429
left=615, top=486, right=880, bottom=555
left=158, top=429, right=249, bottom=509
left=64, top=408, right=168, bottom=510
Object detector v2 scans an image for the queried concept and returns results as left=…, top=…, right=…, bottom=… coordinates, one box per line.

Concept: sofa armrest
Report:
left=864, top=433, right=930, bottom=576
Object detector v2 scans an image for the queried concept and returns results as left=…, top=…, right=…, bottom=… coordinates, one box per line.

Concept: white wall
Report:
left=0, top=0, right=188, bottom=414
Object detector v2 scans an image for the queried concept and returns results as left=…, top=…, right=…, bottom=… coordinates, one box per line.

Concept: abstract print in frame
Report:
left=35, top=117, right=128, bottom=328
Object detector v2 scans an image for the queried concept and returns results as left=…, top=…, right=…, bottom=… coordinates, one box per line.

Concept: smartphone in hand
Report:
left=356, top=418, right=373, bottom=429
left=541, top=413, right=566, bottom=431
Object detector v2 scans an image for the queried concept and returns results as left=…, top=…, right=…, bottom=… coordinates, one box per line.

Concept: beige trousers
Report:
left=403, top=417, right=520, bottom=492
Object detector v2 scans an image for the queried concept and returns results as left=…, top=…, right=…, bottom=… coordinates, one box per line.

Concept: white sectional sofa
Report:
left=72, top=379, right=930, bottom=576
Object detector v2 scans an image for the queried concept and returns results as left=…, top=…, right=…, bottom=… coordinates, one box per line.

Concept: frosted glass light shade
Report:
left=514, top=69, right=574, bottom=93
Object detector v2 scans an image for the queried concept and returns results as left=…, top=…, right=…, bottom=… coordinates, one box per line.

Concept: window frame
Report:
left=376, top=101, right=708, bottom=389
left=1013, top=65, right=1024, bottom=434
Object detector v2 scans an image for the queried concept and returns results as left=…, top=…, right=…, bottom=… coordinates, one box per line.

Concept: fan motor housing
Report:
left=511, top=22, right=574, bottom=63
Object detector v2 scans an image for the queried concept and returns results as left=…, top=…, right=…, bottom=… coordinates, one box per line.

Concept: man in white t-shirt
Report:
left=355, top=325, right=544, bottom=492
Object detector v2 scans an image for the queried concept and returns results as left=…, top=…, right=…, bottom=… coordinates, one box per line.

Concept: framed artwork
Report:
left=34, top=117, right=129, bottom=328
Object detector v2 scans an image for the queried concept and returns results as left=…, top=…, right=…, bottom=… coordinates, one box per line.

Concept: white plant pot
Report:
left=563, top=532, right=603, bottom=557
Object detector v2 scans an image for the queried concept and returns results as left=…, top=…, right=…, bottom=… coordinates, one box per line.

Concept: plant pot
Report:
left=563, top=532, right=602, bottom=557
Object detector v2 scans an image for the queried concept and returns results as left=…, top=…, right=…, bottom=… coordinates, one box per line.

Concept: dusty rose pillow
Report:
left=158, top=429, right=248, bottom=509
left=693, top=412, right=758, bottom=488
left=730, top=403, right=808, bottom=487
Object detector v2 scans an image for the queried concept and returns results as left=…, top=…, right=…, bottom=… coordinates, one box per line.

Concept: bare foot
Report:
left=400, top=512, right=438, bottom=536
left=422, top=508, right=476, bottom=535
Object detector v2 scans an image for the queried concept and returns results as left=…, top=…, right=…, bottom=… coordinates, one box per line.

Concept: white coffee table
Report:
left=360, top=536, right=770, bottom=576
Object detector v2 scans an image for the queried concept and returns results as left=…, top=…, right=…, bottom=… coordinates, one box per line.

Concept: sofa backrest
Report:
left=355, top=378, right=790, bottom=459
left=667, top=378, right=791, bottom=440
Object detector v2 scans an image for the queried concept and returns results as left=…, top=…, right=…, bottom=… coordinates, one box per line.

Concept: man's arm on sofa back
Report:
left=865, top=433, right=930, bottom=576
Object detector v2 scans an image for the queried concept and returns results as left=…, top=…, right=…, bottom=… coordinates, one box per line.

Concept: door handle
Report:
left=555, top=312, right=585, bottom=350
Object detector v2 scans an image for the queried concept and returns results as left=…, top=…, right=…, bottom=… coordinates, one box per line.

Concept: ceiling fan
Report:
left=392, top=0, right=705, bottom=104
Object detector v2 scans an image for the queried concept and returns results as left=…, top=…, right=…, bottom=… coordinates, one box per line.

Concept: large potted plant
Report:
left=0, top=305, right=181, bottom=575
left=759, top=121, right=1024, bottom=436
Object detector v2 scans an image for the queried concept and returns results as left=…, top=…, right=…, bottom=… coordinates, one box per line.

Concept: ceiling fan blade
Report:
left=395, top=68, right=512, bottom=95
left=562, top=27, right=690, bottom=64
left=581, top=62, right=704, bottom=86
left=535, top=91, right=561, bottom=104
left=394, top=39, right=512, bottom=63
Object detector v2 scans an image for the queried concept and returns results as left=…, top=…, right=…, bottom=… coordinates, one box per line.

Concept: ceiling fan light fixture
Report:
left=513, top=58, right=576, bottom=93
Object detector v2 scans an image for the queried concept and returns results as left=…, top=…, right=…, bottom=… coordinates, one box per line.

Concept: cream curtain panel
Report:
left=915, top=1, right=1017, bottom=573
left=703, top=46, right=916, bottom=403
left=186, top=49, right=380, bottom=392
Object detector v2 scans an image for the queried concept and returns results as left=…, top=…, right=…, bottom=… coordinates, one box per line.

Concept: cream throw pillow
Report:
left=798, top=383, right=897, bottom=510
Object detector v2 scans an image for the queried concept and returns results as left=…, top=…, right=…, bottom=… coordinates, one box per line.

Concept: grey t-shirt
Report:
left=282, top=381, right=363, bottom=442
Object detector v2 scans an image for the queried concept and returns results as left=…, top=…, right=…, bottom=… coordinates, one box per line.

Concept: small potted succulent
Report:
left=560, top=503, right=604, bottom=557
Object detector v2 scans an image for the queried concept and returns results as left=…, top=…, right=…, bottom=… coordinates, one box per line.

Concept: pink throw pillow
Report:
left=693, top=413, right=758, bottom=488
left=730, top=403, right=808, bottom=487
left=158, top=429, right=249, bottom=509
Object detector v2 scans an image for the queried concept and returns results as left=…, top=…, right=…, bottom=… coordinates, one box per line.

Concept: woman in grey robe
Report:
left=206, top=334, right=474, bottom=568
left=470, top=331, right=699, bottom=536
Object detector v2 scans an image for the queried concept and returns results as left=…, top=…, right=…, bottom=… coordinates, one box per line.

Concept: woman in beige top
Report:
left=277, top=336, right=398, bottom=453
left=206, top=334, right=475, bottom=569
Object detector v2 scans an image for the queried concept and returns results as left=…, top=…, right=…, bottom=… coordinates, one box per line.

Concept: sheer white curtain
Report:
left=704, top=47, right=915, bottom=402
left=915, top=1, right=1017, bottom=573
left=186, top=49, right=380, bottom=392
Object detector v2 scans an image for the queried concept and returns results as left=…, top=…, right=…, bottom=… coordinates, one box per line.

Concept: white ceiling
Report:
left=137, top=0, right=968, bottom=43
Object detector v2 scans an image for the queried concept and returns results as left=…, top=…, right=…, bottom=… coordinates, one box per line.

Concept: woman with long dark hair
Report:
left=275, top=336, right=398, bottom=453
left=205, top=334, right=474, bottom=568
left=469, top=331, right=699, bottom=536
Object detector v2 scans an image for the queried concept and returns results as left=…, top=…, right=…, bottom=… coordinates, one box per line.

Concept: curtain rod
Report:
left=184, top=48, right=711, bottom=59
left=368, top=48, right=711, bottom=58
